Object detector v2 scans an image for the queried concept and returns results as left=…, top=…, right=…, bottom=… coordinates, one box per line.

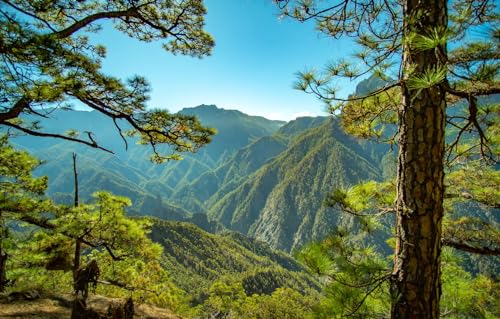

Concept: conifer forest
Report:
left=0, top=0, right=498, bottom=318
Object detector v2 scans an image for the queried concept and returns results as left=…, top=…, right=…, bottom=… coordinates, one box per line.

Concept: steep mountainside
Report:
left=179, top=104, right=285, bottom=164
left=208, top=119, right=385, bottom=252
left=10, top=105, right=284, bottom=219
left=149, top=219, right=318, bottom=303
left=9, top=102, right=391, bottom=253
left=172, top=116, right=328, bottom=214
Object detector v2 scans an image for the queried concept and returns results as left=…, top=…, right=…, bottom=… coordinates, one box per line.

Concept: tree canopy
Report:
left=277, top=0, right=498, bottom=162
left=0, top=0, right=216, bottom=162
left=275, top=0, right=499, bottom=317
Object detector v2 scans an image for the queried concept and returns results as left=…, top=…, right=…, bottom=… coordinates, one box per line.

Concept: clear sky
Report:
left=97, top=0, right=360, bottom=121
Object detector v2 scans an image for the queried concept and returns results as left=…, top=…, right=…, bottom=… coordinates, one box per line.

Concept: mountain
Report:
left=172, top=116, right=329, bottom=214
left=354, top=74, right=390, bottom=96
left=9, top=100, right=391, bottom=253
left=179, top=104, right=285, bottom=165
left=208, top=118, right=385, bottom=252
left=149, top=218, right=319, bottom=303
left=10, top=105, right=284, bottom=219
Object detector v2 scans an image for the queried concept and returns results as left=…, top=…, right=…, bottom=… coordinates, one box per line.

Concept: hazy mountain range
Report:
left=10, top=80, right=395, bottom=253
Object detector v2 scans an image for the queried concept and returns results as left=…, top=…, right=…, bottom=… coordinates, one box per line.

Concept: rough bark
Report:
left=391, top=0, right=447, bottom=318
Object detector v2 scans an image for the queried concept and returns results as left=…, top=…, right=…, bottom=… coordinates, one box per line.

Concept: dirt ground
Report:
left=0, top=292, right=180, bottom=319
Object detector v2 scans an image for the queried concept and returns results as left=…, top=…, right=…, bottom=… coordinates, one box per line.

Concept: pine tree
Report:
left=0, top=135, right=51, bottom=291
left=0, top=136, right=179, bottom=306
left=0, top=0, right=216, bottom=162
left=275, top=0, right=499, bottom=317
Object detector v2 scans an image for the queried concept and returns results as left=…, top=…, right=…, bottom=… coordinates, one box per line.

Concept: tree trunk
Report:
left=0, top=246, right=7, bottom=292
left=391, top=0, right=447, bottom=318
left=72, top=153, right=81, bottom=281
left=0, top=217, right=7, bottom=292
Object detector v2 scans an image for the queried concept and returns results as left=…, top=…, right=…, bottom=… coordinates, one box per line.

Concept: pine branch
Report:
left=344, top=274, right=390, bottom=317
left=2, top=0, right=57, bottom=32
left=0, top=97, right=31, bottom=122
left=442, top=238, right=500, bottom=256
left=304, top=79, right=401, bottom=103
left=53, top=8, right=140, bottom=39
left=443, top=82, right=498, bottom=164
left=444, top=193, right=499, bottom=209
left=18, top=210, right=126, bottom=261
left=443, top=81, right=500, bottom=98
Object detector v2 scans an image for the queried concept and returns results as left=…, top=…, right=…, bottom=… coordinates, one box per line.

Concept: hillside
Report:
left=10, top=105, right=284, bottom=219
left=9, top=103, right=392, bottom=253
left=208, top=118, right=385, bottom=251
left=173, top=116, right=329, bottom=214
left=149, top=218, right=319, bottom=303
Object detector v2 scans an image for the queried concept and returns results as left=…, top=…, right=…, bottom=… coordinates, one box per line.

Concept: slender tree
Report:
left=275, top=0, right=498, bottom=317
left=0, top=0, right=216, bottom=162
left=72, top=153, right=81, bottom=282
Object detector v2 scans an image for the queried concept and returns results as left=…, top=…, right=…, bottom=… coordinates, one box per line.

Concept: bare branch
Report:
left=3, top=121, right=114, bottom=153
left=306, top=80, right=401, bottom=103
left=113, top=118, right=129, bottom=151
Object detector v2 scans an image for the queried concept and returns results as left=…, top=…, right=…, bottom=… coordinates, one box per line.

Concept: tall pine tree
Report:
left=275, top=0, right=498, bottom=317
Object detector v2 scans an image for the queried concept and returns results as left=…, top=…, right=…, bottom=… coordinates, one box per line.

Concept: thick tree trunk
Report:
left=391, top=0, right=447, bottom=318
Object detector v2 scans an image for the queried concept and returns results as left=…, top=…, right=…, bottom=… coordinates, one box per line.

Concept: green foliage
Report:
left=340, top=85, right=399, bottom=140
left=407, top=27, right=449, bottom=51
left=298, top=233, right=499, bottom=318
left=0, top=135, right=52, bottom=217
left=6, top=197, right=189, bottom=310
left=1, top=0, right=216, bottom=161
left=297, top=230, right=391, bottom=318
left=194, top=282, right=317, bottom=319
left=0, top=135, right=55, bottom=290
left=199, top=281, right=247, bottom=317
left=89, top=249, right=190, bottom=312
left=209, top=120, right=384, bottom=252
left=325, top=170, right=500, bottom=257
left=406, top=65, right=448, bottom=90
left=0, top=138, right=188, bottom=310
left=239, top=288, right=316, bottom=319
left=440, top=249, right=500, bottom=319
left=446, top=164, right=499, bottom=208
left=149, top=219, right=319, bottom=302
left=325, top=180, right=395, bottom=213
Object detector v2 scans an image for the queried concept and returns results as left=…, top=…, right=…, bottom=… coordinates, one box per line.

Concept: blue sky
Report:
left=98, top=0, right=360, bottom=121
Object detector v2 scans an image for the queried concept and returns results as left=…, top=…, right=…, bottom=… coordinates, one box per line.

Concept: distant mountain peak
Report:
left=194, top=104, right=218, bottom=110
left=179, top=104, right=219, bottom=114
left=355, top=74, right=391, bottom=97
left=178, top=105, right=287, bottom=125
